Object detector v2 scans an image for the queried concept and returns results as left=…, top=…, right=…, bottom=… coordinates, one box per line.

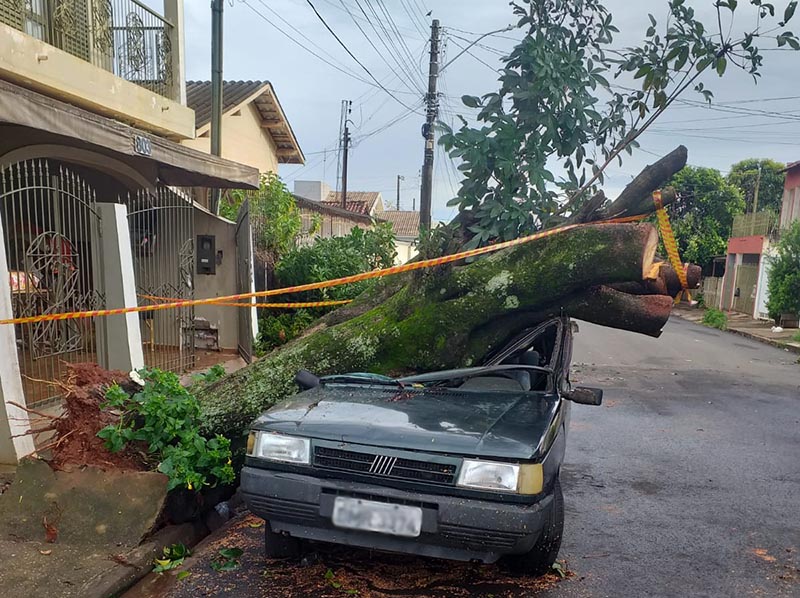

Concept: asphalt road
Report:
left=127, top=317, right=800, bottom=598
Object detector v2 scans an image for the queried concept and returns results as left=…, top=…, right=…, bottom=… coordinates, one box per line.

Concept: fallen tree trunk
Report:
left=199, top=146, right=695, bottom=439
left=200, top=223, right=659, bottom=436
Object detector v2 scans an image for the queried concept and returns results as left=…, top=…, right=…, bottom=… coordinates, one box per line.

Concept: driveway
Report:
left=126, top=318, right=800, bottom=597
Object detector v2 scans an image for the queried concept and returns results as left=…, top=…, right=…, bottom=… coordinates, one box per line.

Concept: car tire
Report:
left=503, top=476, right=564, bottom=576
left=264, top=521, right=302, bottom=559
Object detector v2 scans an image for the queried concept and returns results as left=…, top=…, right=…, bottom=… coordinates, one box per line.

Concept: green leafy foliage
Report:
left=767, top=220, right=800, bottom=319
left=275, top=223, right=397, bottom=302
left=211, top=547, right=243, bottom=572
left=727, top=159, right=786, bottom=214
left=665, top=166, right=745, bottom=267
left=792, top=331, right=800, bottom=343
left=153, top=543, right=191, bottom=573
left=256, top=310, right=315, bottom=353
left=220, top=173, right=301, bottom=260
left=702, top=308, right=728, bottom=330
left=190, top=363, right=226, bottom=388
left=255, top=224, right=396, bottom=355
left=97, top=369, right=235, bottom=491
left=439, top=0, right=798, bottom=248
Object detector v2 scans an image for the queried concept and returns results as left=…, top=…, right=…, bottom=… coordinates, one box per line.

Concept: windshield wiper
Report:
left=321, top=373, right=405, bottom=388
left=398, top=364, right=551, bottom=385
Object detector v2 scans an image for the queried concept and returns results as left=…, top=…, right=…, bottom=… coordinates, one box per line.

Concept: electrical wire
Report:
left=337, top=0, right=422, bottom=95
left=304, top=0, right=423, bottom=112
left=357, top=0, right=426, bottom=92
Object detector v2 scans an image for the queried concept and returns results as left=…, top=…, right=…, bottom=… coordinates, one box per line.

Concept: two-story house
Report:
left=0, top=0, right=266, bottom=464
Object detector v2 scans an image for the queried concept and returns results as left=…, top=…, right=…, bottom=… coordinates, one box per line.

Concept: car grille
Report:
left=314, top=446, right=457, bottom=485
left=439, top=523, right=525, bottom=549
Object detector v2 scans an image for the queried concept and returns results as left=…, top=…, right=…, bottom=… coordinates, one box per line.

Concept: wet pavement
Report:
left=124, top=317, right=800, bottom=597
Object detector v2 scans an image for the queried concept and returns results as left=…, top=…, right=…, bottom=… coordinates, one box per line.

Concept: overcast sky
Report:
left=173, top=0, right=799, bottom=220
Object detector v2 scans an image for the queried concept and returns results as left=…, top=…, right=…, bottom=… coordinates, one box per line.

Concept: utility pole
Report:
left=419, top=19, right=440, bottom=231
left=341, top=124, right=350, bottom=209
left=396, top=175, right=404, bottom=210
left=210, top=0, right=224, bottom=214
left=751, top=162, right=762, bottom=235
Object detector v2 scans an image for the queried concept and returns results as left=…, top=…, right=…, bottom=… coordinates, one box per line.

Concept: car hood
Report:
left=251, top=384, right=561, bottom=460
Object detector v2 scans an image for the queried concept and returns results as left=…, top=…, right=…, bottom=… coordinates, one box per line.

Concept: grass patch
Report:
left=792, top=331, right=800, bottom=343
left=702, top=308, right=728, bottom=330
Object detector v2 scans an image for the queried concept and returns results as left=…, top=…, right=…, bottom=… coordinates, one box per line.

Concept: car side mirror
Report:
left=563, top=386, right=603, bottom=406
left=295, top=369, right=320, bottom=390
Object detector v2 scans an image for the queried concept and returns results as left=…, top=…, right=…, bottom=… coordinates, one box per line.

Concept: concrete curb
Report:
left=672, top=310, right=800, bottom=356
left=80, top=521, right=208, bottom=598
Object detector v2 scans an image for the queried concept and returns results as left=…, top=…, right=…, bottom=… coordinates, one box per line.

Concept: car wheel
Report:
left=503, top=476, right=564, bottom=576
left=264, top=521, right=302, bottom=559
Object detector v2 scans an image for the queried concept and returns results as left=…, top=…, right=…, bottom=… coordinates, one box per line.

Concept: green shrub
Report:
left=275, top=223, right=397, bottom=302
left=97, top=368, right=234, bottom=491
left=793, top=331, right=800, bottom=343
left=767, top=220, right=800, bottom=321
left=256, top=310, right=315, bottom=353
left=702, top=308, right=728, bottom=330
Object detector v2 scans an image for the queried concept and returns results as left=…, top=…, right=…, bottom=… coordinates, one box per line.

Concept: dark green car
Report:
left=241, top=316, right=602, bottom=575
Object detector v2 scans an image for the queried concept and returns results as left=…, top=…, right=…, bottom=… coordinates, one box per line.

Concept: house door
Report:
left=0, top=159, right=105, bottom=406
left=126, top=186, right=195, bottom=373
left=235, top=200, right=253, bottom=363
left=732, top=263, right=759, bottom=317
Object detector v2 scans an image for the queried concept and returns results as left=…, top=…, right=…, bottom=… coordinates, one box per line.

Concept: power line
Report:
left=304, top=0, right=422, bottom=112
left=374, top=0, right=426, bottom=87
left=446, top=35, right=501, bottom=73
left=337, top=0, right=422, bottom=95
left=358, top=0, right=426, bottom=92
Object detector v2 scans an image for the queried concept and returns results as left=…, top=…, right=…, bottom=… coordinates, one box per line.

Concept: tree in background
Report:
left=767, top=219, right=800, bottom=320
left=220, top=172, right=301, bottom=265
left=438, top=0, right=799, bottom=249
left=666, top=166, right=745, bottom=268
left=727, top=159, right=786, bottom=214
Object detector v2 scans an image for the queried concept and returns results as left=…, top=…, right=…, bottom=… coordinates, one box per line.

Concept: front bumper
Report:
left=241, top=466, right=552, bottom=563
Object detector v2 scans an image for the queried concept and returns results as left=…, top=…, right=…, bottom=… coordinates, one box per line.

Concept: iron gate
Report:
left=236, top=200, right=253, bottom=363
left=0, top=159, right=105, bottom=406
left=127, top=186, right=195, bottom=373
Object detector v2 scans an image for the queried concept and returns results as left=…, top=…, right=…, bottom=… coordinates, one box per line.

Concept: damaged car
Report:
left=241, top=316, right=602, bottom=575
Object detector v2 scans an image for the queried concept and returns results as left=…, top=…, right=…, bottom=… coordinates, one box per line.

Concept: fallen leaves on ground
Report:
left=163, top=514, right=573, bottom=598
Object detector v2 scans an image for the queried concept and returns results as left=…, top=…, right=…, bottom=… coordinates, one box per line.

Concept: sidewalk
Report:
left=672, top=305, right=800, bottom=355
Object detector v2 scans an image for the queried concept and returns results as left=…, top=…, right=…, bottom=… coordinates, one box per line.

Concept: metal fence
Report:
left=0, top=0, right=174, bottom=99
left=731, top=212, right=777, bottom=238
left=0, top=159, right=105, bottom=406
left=126, top=186, right=195, bottom=374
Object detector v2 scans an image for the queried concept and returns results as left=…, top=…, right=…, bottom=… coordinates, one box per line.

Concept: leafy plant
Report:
left=211, top=547, right=243, bottom=572
left=97, top=368, right=235, bottom=491
left=767, top=220, right=800, bottom=320
left=256, top=310, right=315, bottom=353
left=702, top=308, right=728, bottom=330
left=153, top=543, right=191, bottom=573
left=190, top=363, right=227, bottom=387
left=275, top=223, right=397, bottom=303
left=439, top=0, right=799, bottom=248
left=220, top=172, right=302, bottom=261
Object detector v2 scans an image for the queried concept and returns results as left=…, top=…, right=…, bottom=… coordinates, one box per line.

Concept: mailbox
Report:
left=197, top=235, right=216, bottom=275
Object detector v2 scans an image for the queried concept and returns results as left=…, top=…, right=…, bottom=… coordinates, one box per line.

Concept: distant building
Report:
left=378, top=210, right=420, bottom=264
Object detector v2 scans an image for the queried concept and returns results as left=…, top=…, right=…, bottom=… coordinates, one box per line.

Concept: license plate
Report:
left=332, top=497, right=422, bottom=538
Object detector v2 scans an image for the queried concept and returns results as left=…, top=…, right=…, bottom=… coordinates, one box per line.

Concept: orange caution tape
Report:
left=138, top=294, right=352, bottom=310
left=0, top=215, right=646, bottom=327
left=653, top=190, right=691, bottom=305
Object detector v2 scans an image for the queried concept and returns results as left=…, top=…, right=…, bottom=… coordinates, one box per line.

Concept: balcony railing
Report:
left=730, top=211, right=777, bottom=238
left=0, top=0, right=175, bottom=99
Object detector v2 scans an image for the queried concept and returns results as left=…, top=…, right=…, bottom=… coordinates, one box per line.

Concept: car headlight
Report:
left=456, top=459, right=543, bottom=494
left=247, top=431, right=310, bottom=464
